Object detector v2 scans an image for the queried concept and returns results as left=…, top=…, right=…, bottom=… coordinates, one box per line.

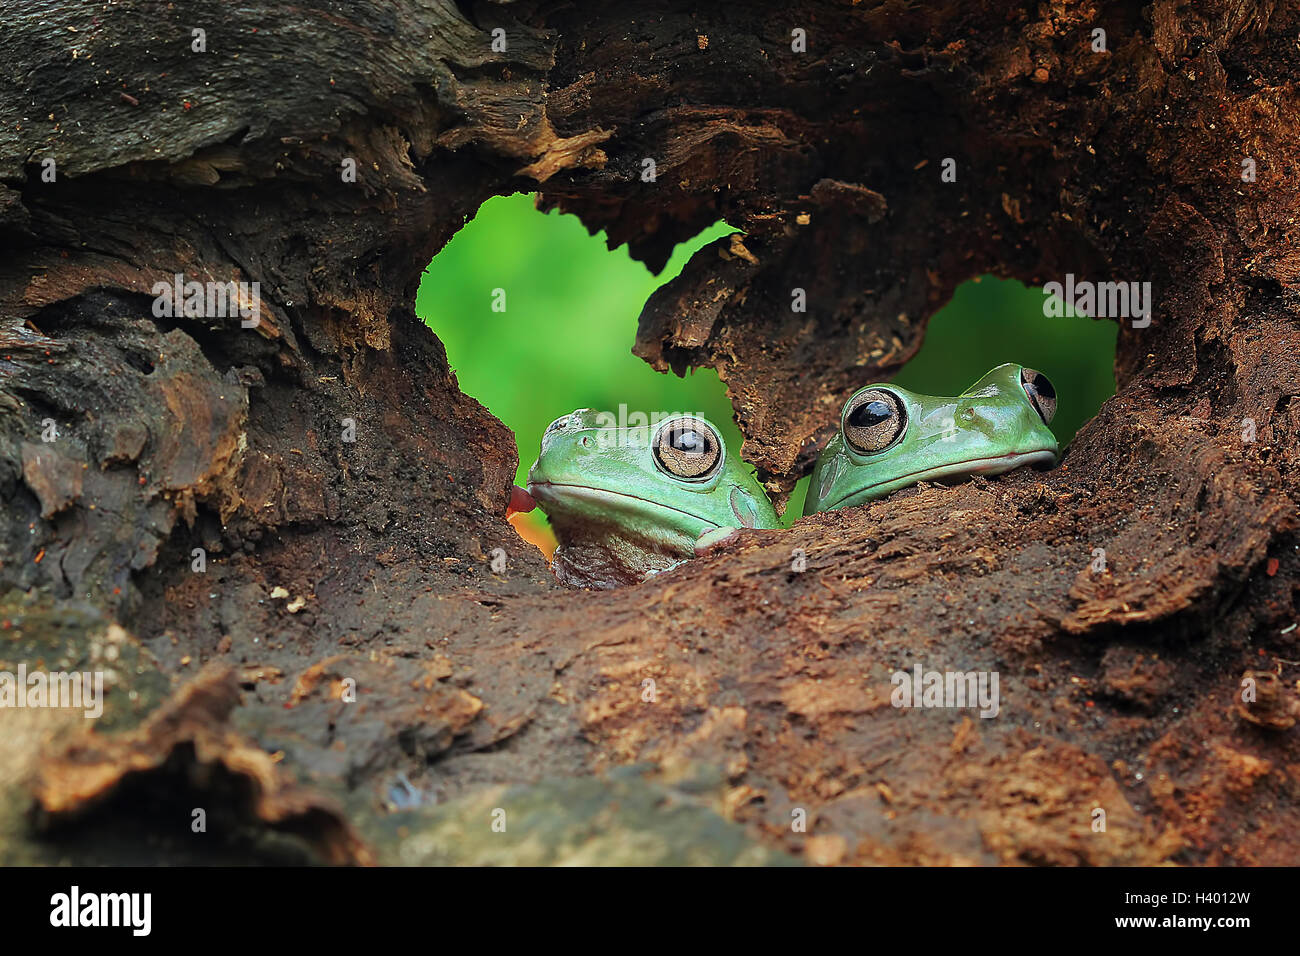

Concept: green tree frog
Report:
left=527, top=409, right=779, bottom=588
left=804, top=363, right=1060, bottom=514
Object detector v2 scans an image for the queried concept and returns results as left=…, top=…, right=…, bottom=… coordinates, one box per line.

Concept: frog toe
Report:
left=694, top=525, right=741, bottom=556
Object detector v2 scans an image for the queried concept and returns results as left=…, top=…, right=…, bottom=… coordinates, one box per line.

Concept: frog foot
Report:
left=694, top=525, right=742, bottom=556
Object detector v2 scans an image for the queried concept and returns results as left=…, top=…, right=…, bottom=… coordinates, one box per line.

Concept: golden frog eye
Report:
left=843, top=389, right=906, bottom=454
left=653, top=417, right=722, bottom=480
left=1021, top=368, right=1057, bottom=424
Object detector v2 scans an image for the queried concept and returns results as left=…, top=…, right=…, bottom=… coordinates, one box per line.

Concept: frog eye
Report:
left=1021, top=368, right=1057, bottom=424
left=653, top=417, right=722, bottom=481
left=842, top=389, right=906, bottom=454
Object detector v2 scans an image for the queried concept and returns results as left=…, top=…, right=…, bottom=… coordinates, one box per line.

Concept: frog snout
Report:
left=544, top=410, right=585, bottom=435
left=568, top=433, right=603, bottom=459
left=948, top=405, right=992, bottom=438
left=540, top=410, right=594, bottom=455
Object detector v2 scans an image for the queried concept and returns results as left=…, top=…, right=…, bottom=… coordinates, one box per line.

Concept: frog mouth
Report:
left=826, top=448, right=1058, bottom=510
left=526, top=481, right=721, bottom=530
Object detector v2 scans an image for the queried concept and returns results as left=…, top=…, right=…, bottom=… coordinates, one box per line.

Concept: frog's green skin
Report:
left=804, top=363, right=1060, bottom=515
left=527, top=409, right=779, bottom=588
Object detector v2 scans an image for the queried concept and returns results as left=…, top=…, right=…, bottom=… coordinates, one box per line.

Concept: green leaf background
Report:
left=418, top=194, right=1117, bottom=528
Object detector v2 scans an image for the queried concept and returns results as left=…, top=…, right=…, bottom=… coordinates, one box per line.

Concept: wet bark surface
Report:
left=1, top=0, right=1298, bottom=865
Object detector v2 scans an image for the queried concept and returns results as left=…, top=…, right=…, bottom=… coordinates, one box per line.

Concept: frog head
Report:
left=804, top=364, right=1060, bottom=514
left=527, top=409, right=779, bottom=587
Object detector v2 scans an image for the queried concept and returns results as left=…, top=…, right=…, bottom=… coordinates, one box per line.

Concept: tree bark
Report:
left=1, top=0, right=1297, bottom=865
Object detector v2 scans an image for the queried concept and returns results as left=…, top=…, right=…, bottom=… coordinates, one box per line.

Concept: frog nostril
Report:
left=580, top=436, right=592, bottom=448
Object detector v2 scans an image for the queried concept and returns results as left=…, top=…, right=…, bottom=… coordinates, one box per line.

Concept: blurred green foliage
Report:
left=417, top=193, right=1117, bottom=526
